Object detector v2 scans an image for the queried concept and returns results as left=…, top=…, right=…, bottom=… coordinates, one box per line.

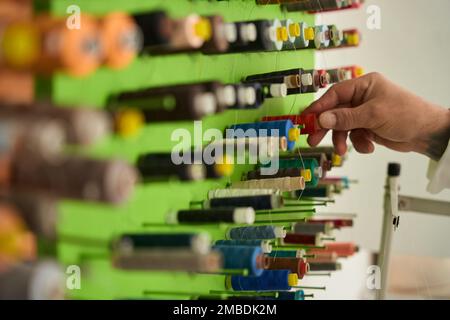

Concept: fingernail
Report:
left=319, top=112, right=337, bottom=129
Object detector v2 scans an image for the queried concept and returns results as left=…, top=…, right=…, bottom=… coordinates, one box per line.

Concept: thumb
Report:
left=319, top=106, right=372, bottom=131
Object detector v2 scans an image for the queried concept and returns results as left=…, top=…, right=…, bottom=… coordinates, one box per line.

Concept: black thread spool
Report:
left=227, top=22, right=257, bottom=52
left=301, top=70, right=320, bottom=93
left=297, top=185, right=332, bottom=198
left=137, top=152, right=206, bottom=181
left=246, top=168, right=302, bottom=180
left=245, top=68, right=307, bottom=95
left=235, top=20, right=273, bottom=53
left=308, top=261, right=342, bottom=272
left=284, top=0, right=342, bottom=12
left=133, top=11, right=173, bottom=51
left=207, top=194, right=283, bottom=211
left=229, top=83, right=264, bottom=109
left=201, top=81, right=236, bottom=113
left=166, top=208, right=255, bottom=225
left=12, top=155, right=137, bottom=204
left=111, top=83, right=217, bottom=122
left=113, top=233, right=210, bottom=255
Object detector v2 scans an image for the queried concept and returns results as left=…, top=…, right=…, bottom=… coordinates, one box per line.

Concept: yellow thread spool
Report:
left=115, top=109, right=145, bottom=137
left=288, top=273, right=299, bottom=286
left=304, top=27, right=315, bottom=41
left=288, top=127, right=300, bottom=142
left=276, top=27, right=288, bottom=42
left=194, top=18, right=212, bottom=41
left=332, top=154, right=342, bottom=166
left=300, top=169, right=312, bottom=182
left=1, top=22, right=40, bottom=69
left=289, top=23, right=300, bottom=37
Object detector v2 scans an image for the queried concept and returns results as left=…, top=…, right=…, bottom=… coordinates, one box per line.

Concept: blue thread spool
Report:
left=277, top=290, right=306, bottom=300
left=228, top=269, right=298, bottom=291
left=227, top=225, right=285, bottom=240
left=268, top=250, right=301, bottom=258
left=215, top=239, right=272, bottom=253
left=228, top=120, right=299, bottom=150
left=212, top=245, right=264, bottom=276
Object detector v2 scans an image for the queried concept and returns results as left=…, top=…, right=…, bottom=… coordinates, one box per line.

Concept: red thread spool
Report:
left=283, top=233, right=318, bottom=246
left=265, top=257, right=309, bottom=279
left=308, top=252, right=337, bottom=263
left=317, top=70, right=330, bottom=88
left=309, top=242, right=358, bottom=258
left=261, top=113, right=319, bottom=135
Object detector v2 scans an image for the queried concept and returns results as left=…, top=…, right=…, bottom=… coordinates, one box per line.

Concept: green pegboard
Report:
left=45, top=0, right=316, bottom=299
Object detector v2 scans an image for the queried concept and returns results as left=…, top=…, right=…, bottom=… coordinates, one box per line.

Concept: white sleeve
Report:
left=427, top=140, right=450, bottom=194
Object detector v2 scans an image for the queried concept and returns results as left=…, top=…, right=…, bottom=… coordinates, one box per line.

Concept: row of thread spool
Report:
left=0, top=0, right=363, bottom=299
left=0, top=3, right=361, bottom=104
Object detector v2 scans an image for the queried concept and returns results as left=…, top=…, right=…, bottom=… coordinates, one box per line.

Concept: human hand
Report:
left=302, top=72, right=450, bottom=161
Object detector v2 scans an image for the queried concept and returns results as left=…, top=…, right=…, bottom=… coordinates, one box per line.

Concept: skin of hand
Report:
left=302, top=72, right=450, bottom=161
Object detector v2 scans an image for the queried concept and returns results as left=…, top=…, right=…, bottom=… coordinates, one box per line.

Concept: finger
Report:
left=349, top=129, right=375, bottom=153
left=332, top=130, right=348, bottom=156
left=307, top=129, right=328, bottom=147
left=318, top=103, right=377, bottom=131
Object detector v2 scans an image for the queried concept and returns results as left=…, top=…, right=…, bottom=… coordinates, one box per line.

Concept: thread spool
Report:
left=0, top=204, right=36, bottom=267
left=308, top=261, right=342, bottom=272
left=284, top=0, right=342, bottom=12
left=309, top=242, right=358, bottom=257
left=229, top=83, right=264, bottom=109
left=206, top=194, right=283, bottom=211
left=265, top=257, right=309, bottom=279
left=292, top=222, right=334, bottom=236
left=268, top=249, right=305, bottom=259
left=232, top=176, right=305, bottom=192
left=0, top=193, right=58, bottom=241
left=100, top=12, right=142, bottom=69
left=202, top=82, right=236, bottom=112
left=0, top=116, right=66, bottom=171
left=283, top=233, right=329, bottom=246
left=113, top=249, right=222, bottom=273
left=215, top=240, right=272, bottom=253
left=227, top=270, right=298, bottom=291
left=308, top=218, right=353, bottom=229
left=227, top=225, right=286, bottom=240
left=0, top=260, right=64, bottom=300
left=327, top=25, right=342, bottom=47
left=275, top=158, right=322, bottom=186
left=1, top=103, right=112, bottom=146
left=308, top=252, right=338, bottom=263
left=208, top=188, right=279, bottom=199
left=166, top=208, right=255, bottom=225
left=227, top=22, right=257, bottom=52
left=136, top=153, right=206, bottom=181
left=111, top=82, right=217, bottom=123
left=301, top=70, right=320, bottom=93
left=113, top=233, right=211, bottom=255
left=207, top=136, right=287, bottom=158
left=263, top=83, right=288, bottom=98
left=261, top=113, right=319, bottom=135
left=36, top=14, right=102, bottom=77
left=277, top=290, right=309, bottom=300
left=212, top=245, right=266, bottom=276
left=133, top=11, right=173, bottom=50
left=342, top=29, right=360, bottom=47
left=201, top=15, right=230, bottom=54
left=11, top=155, right=137, bottom=204
left=246, top=168, right=311, bottom=182
left=298, top=185, right=332, bottom=198
left=245, top=68, right=309, bottom=95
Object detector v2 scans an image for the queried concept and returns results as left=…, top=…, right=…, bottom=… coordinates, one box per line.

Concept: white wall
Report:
left=306, top=0, right=450, bottom=299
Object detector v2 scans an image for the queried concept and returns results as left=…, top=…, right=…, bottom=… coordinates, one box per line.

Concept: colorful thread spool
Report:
left=166, top=208, right=255, bottom=225
left=212, top=245, right=265, bottom=276
left=206, top=194, right=283, bottom=211
left=227, top=269, right=298, bottom=291
left=215, top=239, right=272, bottom=253
left=265, top=257, right=309, bottom=279
left=228, top=120, right=299, bottom=151
left=261, top=113, right=319, bottom=135
left=227, top=225, right=286, bottom=240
